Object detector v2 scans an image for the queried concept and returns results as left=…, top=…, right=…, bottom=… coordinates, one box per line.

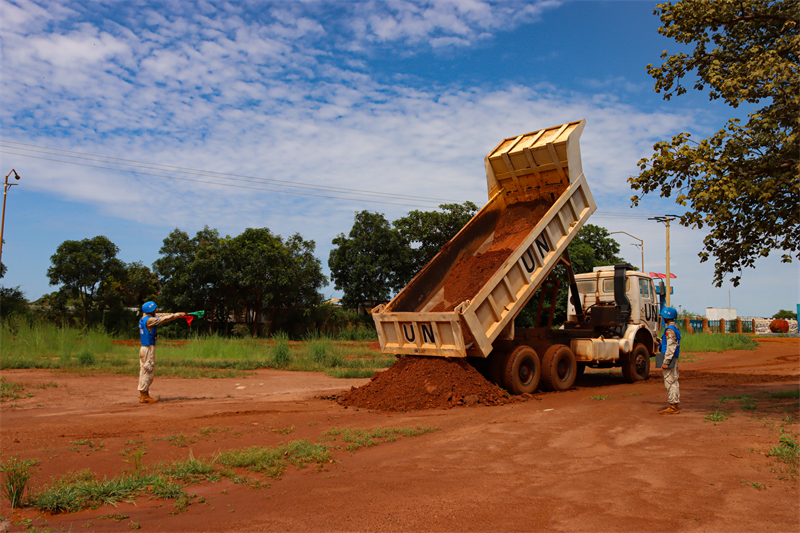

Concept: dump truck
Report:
left=371, top=119, right=659, bottom=394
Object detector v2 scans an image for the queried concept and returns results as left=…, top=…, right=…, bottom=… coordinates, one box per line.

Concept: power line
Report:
left=0, top=150, right=447, bottom=209
left=0, top=140, right=459, bottom=204
left=0, top=140, right=670, bottom=218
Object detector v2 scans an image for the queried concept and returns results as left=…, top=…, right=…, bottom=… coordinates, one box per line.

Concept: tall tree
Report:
left=629, top=0, right=799, bottom=286
left=393, top=201, right=479, bottom=284
left=47, top=236, right=125, bottom=324
left=329, top=211, right=408, bottom=310
left=225, top=228, right=325, bottom=335
left=153, top=227, right=231, bottom=332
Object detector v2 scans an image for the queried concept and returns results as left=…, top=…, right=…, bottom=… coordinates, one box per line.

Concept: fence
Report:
left=681, top=317, right=756, bottom=334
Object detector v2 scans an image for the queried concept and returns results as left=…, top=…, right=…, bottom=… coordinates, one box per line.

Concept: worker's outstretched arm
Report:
left=146, top=312, right=187, bottom=328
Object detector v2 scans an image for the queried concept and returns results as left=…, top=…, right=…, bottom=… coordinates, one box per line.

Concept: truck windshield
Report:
left=639, top=278, right=650, bottom=300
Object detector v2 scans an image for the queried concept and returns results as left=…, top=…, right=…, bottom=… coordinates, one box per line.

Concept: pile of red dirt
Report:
left=431, top=200, right=549, bottom=312
left=338, top=356, right=510, bottom=411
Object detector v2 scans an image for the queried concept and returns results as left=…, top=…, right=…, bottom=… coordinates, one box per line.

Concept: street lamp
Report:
left=609, top=231, right=644, bottom=272
left=649, top=215, right=680, bottom=307
left=0, top=169, right=21, bottom=268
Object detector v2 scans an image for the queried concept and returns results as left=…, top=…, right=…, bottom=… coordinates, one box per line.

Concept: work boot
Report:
left=659, top=404, right=680, bottom=415
left=139, top=391, right=158, bottom=404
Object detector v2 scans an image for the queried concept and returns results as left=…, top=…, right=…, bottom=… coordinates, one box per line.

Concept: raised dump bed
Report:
left=372, top=120, right=596, bottom=358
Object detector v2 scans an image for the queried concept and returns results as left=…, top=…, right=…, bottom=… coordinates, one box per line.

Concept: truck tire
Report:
left=501, top=346, right=541, bottom=395
left=487, top=351, right=510, bottom=387
left=622, top=343, right=650, bottom=383
left=541, top=345, right=577, bottom=391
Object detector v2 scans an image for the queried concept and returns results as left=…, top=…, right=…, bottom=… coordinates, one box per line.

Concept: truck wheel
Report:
left=622, top=343, right=650, bottom=382
left=487, top=351, right=510, bottom=387
left=501, top=346, right=541, bottom=395
left=541, top=345, right=577, bottom=391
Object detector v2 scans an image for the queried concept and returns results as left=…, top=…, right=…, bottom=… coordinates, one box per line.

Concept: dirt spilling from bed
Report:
left=430, top=200, right=550, bottom=312
left=337, top=356, right=517, bottom=411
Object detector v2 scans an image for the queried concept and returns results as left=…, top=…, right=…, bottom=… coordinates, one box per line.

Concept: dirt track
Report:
left=1, top=337, right=798, bottom=532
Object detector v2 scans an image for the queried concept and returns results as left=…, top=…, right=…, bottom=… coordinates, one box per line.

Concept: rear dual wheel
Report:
left=541, top=344, right=577, bottom=391
left=501, top=346, right=541, bottom=395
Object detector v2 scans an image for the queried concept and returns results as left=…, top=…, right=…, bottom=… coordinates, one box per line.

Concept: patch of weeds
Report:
left=29, top=471, right=154, bottom=513
left=1, top=456, right=39, bottom=508
left=200, top=426, right=230, bottom=437
left=308, top=421, right=319, bottom=426
left=323, top=426, right=439, bottom=452
left=98, top=514, right=130, bottom=522
left=719, top=393, right=756, bottom=411
left=0, top=378, right=27, bottom=402
left=217, top=439, right=331, bottom=479
left=623, top=392, right=642, bottom=397
left=270, top=425, right=295, bottom=435
left=158, top=452, right=219, bottom=483
left=740, top=479, right=765, bottom=490
left=129, top=520, right=141, bottom=530
left=77, top=350, right=96, bottom=367
left=704, top=411, right=731, bottom=423
left=270, top=333, right=292, bottom=368
left=152, top=433, right=198, bottom=448
left=326, top=368, right=377, bottom=378
left=768, top=430, right=799, bottom=476
left=768, top=389, right=800, bottom=399
left=588, top=395, right=610, bottom=401
left=123, top=439, right=144, bottom=446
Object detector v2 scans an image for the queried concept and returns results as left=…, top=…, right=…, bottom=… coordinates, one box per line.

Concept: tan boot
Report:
left=659, top=404, right=680, bottom=415
left=139, top=391, right=158, bottom=404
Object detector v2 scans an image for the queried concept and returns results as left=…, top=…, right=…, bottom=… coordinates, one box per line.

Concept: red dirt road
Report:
left=2, top=337, right=798, bottom=532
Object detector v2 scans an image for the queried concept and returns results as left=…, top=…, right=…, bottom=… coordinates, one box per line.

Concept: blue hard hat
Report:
left=142, top=301, right=158, bottom=314
left=660, top=307, right=677, bottom=320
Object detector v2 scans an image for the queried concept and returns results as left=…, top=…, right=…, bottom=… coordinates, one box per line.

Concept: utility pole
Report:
left=649, top=215, right=679, bottom=307
left=0, top=169, right=21, bottom=268
left=609, top=231, right=644, bottom=272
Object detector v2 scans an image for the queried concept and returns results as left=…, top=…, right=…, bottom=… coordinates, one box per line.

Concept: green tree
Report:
left=153, top=227, right=232, bottom=333
left=772, top=309, right=797, bottom=320
left=0, top=286, right=28, bottom=319
left=46, top=236, right=125, bottom=324
left=225, top=228, right=325, bottom=335
left=630, top=0, right=799, bottom=287
left=393, top=201, right=479, bottom=285
left=329, top=211, right=408, bottom=310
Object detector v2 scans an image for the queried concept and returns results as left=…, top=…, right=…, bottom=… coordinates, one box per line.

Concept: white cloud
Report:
left=8, top=0, right=786, bottom=311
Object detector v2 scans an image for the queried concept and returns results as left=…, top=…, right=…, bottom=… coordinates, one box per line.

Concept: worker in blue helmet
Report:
left=658, top=306, right=681, bottom=414
left=137, top=301, right=186, bottom=404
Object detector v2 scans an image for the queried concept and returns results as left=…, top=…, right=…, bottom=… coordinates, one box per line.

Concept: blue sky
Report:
left=1, top=0, right=796, bottom=318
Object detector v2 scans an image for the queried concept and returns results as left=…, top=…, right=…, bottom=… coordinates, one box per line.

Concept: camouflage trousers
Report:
left=138, top=345, right=156, bottom=393
left=662, top=361, right=680, bottom=405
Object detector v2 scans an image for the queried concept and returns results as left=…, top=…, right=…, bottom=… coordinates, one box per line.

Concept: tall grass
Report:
left=1, top=320, right=393, bottom=378
left=680, top=333, right=758, bottom=353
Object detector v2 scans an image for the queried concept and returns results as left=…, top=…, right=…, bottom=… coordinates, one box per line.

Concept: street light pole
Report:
left=609, top=231, right=644, bottom=272
left=0, top=169, right=21, bottom=268
left=649, top=215, right=679, bottom=308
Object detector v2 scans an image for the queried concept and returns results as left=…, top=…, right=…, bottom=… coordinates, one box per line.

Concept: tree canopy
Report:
left=47, top=235, right=126, bottom=324
left=629, top=0, right=799, bottom=287
left=329, top=211, right=407, bottom=310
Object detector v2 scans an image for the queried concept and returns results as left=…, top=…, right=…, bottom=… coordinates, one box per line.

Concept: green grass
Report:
left=768, top=389, right=800, bottom=399
left=680, top=333, right=758, bottom=353
left=1, top=321, right=393, bottom=379
left=768, top=430, right=799, bottom=476
left=704, top=410, right=730, bottom=423
left=217, top=440, right=331, bottom=479
left=322, top=426, right=439, bottom=451
left=587, top=395, right=610, bottom=401
left=18, top=425, right=438, bottom=514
